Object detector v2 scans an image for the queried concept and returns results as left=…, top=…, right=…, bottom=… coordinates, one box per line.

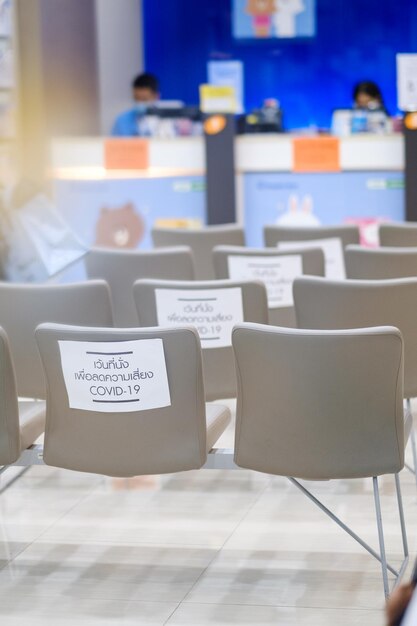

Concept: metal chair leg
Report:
left=288, top=476, right=397, bottom=576
left=290, top=475, right=409, bottom=598
left=403, top=400, right=417, bottom=484
left=408, top=415, right=417, bottom=488
left=393, top=473, right=410, bottom=590
left=373, top=476, right=390, bottom=599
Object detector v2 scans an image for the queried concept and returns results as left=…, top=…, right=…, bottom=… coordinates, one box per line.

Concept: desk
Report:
left=52, top=137, right=206, bottom=252
left=236, top=134, right=404, bottom=246
left=51, top=134, right=405, bottom=251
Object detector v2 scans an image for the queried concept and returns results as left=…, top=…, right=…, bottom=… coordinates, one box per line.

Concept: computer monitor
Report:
left=147, top=104, right=202, bottom=121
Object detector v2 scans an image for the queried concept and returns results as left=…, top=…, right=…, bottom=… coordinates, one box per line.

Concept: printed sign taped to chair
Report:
left=59, top=339, right=171, bottom=412
left=227, top=255, right=302, bottom=308
left=277, top=238, right=345, bottom=279
left=155, top=287, right=244, bottom=348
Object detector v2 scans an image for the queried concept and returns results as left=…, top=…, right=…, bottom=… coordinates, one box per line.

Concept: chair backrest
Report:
left=0, top=281, right=113, bottom=399
left=85, top=246, right=195, bottom=327
left=379, top=223, right=417, bottom=247
left=345, top=245, right=417, bottom=279
left=263, top=224, right=360, bottom=279
left=232, top=323, right=404, bottom=480
left=152, top=224, right=245, bottom=280
left=133, top=279, right=268, bottom=400
left=264, top=224, right=360, bottom=248
left=0, top=327, right=21, bottom=466
left=294, top=276, right=417, bottom=398
left=212, top=245, right=324, bottom=327
left=35, top=324, right=207, bottom=476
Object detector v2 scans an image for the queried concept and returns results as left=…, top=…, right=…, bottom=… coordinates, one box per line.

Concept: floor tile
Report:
left=183, top=549, right=387, bottom=610
left=0, top=595, right=178, bottom=625
left=0, top=406, right=414, bottom=624
left=40, top=471, right=268, bottom=548
left=0, top=541, right=216, bottom=603
left=166, top=603, right=384, bottom=625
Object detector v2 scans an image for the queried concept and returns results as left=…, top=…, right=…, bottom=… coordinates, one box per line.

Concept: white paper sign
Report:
left=397, top=54, right=417, bottom=112
left=155, top=287, right=244, bottom=348
left=277, top=237, right=345, bottom=280
left=227, top=255, right=303, bottom=308
left=208, top=61, right=244, bottom=114
left=59, top=339, right=171, bottom=413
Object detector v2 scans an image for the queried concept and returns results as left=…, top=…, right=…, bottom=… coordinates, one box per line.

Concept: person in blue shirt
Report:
left=111, top=73, right=160, bottom=136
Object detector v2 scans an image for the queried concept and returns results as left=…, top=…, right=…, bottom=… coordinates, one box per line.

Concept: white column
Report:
left=95, top=0, right=144, bottom=135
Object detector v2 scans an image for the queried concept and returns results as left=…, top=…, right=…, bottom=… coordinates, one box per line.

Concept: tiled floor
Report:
left=0, top=402, right=415, bottom=625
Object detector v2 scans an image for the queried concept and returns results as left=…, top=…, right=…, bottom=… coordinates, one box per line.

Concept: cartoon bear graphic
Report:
left=95, top=202, right=145, bottom=249
left=246, top=0, right=276, bottom=37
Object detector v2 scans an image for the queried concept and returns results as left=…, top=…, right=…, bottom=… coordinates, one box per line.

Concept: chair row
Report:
left=151, top=223, right=357, bottom=281
left=2, top=267, right=416, bottom=597
left=0, top=279, right=264, bottom=406
left=5, top=241, right=417, bottom=407
left=4, top=225, right=417, bottom=594
left=4, top=320, right=409, bottom=598
left=85, top=245, right=324, bottom=327
left=151, top=220, right=417, bottom=279
left=85, top=239, right=417, bottom=328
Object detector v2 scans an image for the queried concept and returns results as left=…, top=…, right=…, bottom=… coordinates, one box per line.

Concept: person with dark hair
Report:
left=111, top=72, right=160, bottom=136
left=132, top=73, right=160, bottom=103
left=353, top=80, right=386, bottom=112
left=350, top=80, right=391, bottom=133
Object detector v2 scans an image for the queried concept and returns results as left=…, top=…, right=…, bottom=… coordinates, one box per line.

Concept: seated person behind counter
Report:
left=111, top=73, right=160, bottom=136
left=351, top=80, right=389, bottom=133
left=353, top=80, right=388, bottom=114
left=332, top=80, right=391, bottom=135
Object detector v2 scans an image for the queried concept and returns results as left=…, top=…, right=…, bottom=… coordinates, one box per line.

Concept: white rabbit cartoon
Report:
left=274, top=0, right=305, bottom=38
left=276, top=194, right=320, bottom=226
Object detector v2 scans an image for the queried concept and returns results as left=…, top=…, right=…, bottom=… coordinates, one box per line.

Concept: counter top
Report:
left=50, top=134, right=404, bottom=179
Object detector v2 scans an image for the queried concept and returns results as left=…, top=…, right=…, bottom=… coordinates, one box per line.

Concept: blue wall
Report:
left=143, top=0, right=417, bottom=129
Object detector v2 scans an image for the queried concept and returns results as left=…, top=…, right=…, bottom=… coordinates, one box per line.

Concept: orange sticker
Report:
left=292, top=137, right=340, bottom=173
left=405, top=113, right=417, bottom=130
left=104, top=139, right=149, bottom=170
left=204, top=115, right=227, bottom=135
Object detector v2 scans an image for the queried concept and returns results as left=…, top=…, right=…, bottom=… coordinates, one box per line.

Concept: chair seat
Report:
left=18, top=400, right=46, bottom=451
left=205, top=404, right=231, bottom=452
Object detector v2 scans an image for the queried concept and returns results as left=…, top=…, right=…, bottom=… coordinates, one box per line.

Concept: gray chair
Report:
left=85, top=246, right=195, bottom=327
left=263, top=224, right=360, bottom=248
left=346, top=245, right=417, bottom=279
left=133, top=279, right=268, bottom=400
left=0, top=281, right=113, bottom=400
left=152, top=224, right=245, bottom=280
left=379, top=223, right=417, bottom=247
left=293, top=276, right=417, bottom=485
left=263, top=224, right=360, bottom=279
left=35, top=323, right=231, bottom=477
left=0, top=327, right=44, bottom=466
left=212, top=245, right=324, bottom=327
left=232, top=322, right=408, bottom=597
